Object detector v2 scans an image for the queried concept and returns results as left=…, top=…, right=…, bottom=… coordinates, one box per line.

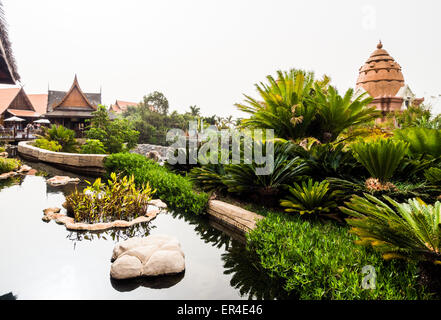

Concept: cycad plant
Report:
left=40, top=125, right=78, bottom=153
left=280, top=179, right=341, bottom=215
left=236, top=69, right=320, bottom=140
left=341, top=194, right=441, bottom=264
left=394, top=127, right=441, bottom=158
left=351, top=138, right=409, bottom=182
left=222, top=141, right=307, bottom=196
left=313, top=85, right=378, bottom=142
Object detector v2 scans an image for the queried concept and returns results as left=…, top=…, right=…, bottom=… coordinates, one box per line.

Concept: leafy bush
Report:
left=41, top=125, right=78, bottom=153
left=351, top=138, right=409, bottom=182
left=341, top=194, right=441, bottom=264
left=0, top=158, right=21, bottom=174
left=237, top=69, right=378, bottom=143
left=104, top=153, right=209, bottom=215
left=394, top=127, right=441, bottom=158
left=221, top=141, right=307, bottom=196
left=80, top=139, right=107, bottom=154
left=0, top=146, right=5, bottom=153
left=294, top=143, right=365, bottom=180
left=65, top=173, right=154, bottom=223
left=280, top=179, right=341, bottom=215
left=34, top=138, right=62, bottom=152
left=86, top=105, right=139, bottom=153
left=247, top=212, right=430, bottom=299
left=189, top=164, right=227, bottom=192
left=425, top=167, right=441, bottom=185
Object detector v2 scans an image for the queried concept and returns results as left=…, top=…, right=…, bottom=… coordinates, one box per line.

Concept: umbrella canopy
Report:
left=33, top=119, right=50, bottom=124
left=4, top=116, right=25, bottom=122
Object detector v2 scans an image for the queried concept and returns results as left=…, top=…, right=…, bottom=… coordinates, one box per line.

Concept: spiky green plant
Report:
left=341, top=194, right=441, bottom=264
left=221, top=142, right=307, bottom=196
left=351, top=138, right=409, bottom=182
left=313, top=85, right=378, bottom=142
left=394, top=127, right=441, bottom=158
left=424, top=167, right=441, bottom=185
left=280, top=179, right=341, bottom=215
left=236, top=69, right=320, bottom=140
left=188, top=164, right=227, bottom=192
left=40, top=125, right=78, bottom=153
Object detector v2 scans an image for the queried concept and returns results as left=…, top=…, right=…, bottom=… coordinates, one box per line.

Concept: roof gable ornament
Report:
left=53, top=75, right=96, bottom=110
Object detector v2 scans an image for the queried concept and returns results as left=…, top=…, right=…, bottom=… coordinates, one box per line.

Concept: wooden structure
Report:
left=0, top=87, right=40, bottom=126
left=45, top=75, right=101, bottom=135
left=110, top=100, right=138, bottom=114
left=0, top=1, right=19, bottom=84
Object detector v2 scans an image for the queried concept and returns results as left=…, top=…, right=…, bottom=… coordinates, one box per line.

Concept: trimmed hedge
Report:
left=104, top=153, right=209, bottom=215
left=247, top=212, right=431, bottom=300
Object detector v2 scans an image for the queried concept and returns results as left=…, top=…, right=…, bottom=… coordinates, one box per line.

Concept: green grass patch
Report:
left=247, top=212, right=433, bottom=300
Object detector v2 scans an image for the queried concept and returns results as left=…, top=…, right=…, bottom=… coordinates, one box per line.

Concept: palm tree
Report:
left=189, top=105, right=201, bottom=117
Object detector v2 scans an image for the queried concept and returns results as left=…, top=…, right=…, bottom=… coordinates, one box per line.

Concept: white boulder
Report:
left=110, top=234, right=185, bottom=280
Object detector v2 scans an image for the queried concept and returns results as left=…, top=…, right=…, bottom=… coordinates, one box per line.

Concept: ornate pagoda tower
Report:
left=355, top=41, right=423, bottom=120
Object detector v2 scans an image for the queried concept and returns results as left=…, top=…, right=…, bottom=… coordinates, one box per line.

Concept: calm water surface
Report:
left=0, top=161, right=288, bottom=300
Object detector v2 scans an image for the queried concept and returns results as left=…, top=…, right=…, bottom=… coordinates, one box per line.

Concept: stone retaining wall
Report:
left=207, top=200, right=264, bottom=235
left=18, top=140, right=107, bottom=176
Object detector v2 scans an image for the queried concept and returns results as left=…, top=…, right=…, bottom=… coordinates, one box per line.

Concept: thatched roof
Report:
left=0, top=1, right=19, bottom=84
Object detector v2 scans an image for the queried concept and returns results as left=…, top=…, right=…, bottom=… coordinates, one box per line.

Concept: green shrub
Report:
left=104, top=153, right=209, bottom=215
left=341, top=194, right=441, bottom=264
left=0, top=158, right=21, bottom=174
left=34, top=138, right=62, bottom=152
left=42, top=125, right=78, bottom=153
left=351, top=138, right=408, bottom=182
left=65, top=173, right=154, bottom=223
left=80, top=139, right=107, bottom=154
left=0, top=147, right=5, bottom=153
left=280, top=179, right=341, bottom=215
left=86, top=105, right=139, bottom=153
left=247, top=212, right=430, bottom=299
left=394, top=127, right=441, bottom=158
left=424, top=167, right=441, bottom=185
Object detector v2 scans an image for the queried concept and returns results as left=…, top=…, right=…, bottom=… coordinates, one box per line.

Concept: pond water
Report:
left=0, top=161, right=289, bottom=300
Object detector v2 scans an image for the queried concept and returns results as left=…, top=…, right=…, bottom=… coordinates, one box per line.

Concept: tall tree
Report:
left=189, top=105, right=201, bottom=117
left=141, top=91, right=169, bottom=115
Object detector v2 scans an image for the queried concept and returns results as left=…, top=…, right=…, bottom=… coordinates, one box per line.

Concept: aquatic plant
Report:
left=65, top=173, right=154, bottom=223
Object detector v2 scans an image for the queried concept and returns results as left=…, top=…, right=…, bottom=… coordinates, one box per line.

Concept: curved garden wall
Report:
left=18, top=140, right=107, bottom=176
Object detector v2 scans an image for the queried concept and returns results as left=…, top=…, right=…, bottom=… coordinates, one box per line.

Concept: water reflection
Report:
left=111, top=273, right=185, bottom=292
left=0, top=160, right=290, bottom=299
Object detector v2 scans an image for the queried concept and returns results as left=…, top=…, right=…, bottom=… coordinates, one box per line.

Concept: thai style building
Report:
left=110, top=100, right=138, bottom=114
left=0, top=87, right=40, bottom=127
left=44, top=75, right=101, bottom=134
left=355, top=41, right=424, bottom=120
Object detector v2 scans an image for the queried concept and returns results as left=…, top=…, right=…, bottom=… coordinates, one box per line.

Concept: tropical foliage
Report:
left=80, top=139, right=107, bottom=154
left=0, top=158, right=21, bottom=174
left=86, top=105, right=139, bottom=153
left=394, top=127, right=441, bottom=158
left=34, top=138, right=62, bottom=152
left=236, top=69, right=378, bottom=143
left=65, top=173, right=154, bottom=223
left=342, top=194, right=441, bottom=264
left=280, top=179, right=340, bottom=215
left=351, top=138, right=409, bottom=182
left=39, top=125, right=78, bottom=153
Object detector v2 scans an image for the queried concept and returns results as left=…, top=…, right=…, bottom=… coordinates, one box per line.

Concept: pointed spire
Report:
left=377, top=40, right=383, bottom=49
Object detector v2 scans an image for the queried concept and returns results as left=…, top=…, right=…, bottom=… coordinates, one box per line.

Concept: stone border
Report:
left=43, top=205, right=162, bottom=232
left=207, top=200, right=264, bottom=234
left=17, top=140, right=107, bottom=176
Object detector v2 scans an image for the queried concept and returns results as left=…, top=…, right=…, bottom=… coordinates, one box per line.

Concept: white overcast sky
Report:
left=2, top=0, right=441, bottom=117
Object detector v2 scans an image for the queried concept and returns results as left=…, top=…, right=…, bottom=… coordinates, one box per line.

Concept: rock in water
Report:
left=110, top=234, right=185, bottom=280
left=46, top=176, right=80, bottom=186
